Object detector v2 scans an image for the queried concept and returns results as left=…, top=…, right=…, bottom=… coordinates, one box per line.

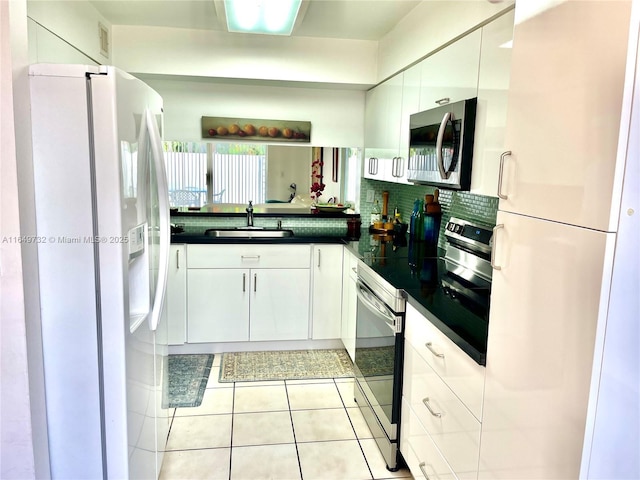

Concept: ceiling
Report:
left=89, top=0, right=423, bottom=41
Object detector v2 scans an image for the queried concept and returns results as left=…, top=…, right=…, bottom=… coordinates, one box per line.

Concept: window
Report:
left=163, top=142, right=266, bottom=207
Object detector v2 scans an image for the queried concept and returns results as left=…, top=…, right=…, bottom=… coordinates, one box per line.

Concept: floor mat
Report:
left=219, top=349, right=353, bottom=382
left=166, top=354, right=214, bottom=408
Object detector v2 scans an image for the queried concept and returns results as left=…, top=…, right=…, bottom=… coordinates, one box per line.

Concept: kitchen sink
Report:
left=204, top=228, right=294, bottom=238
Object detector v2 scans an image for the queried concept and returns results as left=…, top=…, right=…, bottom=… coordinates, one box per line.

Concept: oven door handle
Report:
left=356, top=280, right=399, bottom=333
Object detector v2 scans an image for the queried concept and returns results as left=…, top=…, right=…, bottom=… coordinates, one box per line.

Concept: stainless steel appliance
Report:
left=408, top=98, right=477, bottom=190
left=354, top=262, right=406, bottom=471
left=442, top=217, right=493, bottom=311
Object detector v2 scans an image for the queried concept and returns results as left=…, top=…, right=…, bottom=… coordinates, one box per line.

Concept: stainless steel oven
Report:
left=354, top=262, right=406, bottom=471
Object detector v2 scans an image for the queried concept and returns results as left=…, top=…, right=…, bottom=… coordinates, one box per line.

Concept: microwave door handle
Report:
left=436, top=111, right=453, bottom=179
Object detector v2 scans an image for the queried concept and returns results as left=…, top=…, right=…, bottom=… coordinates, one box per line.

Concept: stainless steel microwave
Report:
left=408, top=97, right=477, bottom=190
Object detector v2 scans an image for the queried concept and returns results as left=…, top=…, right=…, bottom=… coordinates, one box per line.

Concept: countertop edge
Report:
left=171, top=234, right=354, bottom=245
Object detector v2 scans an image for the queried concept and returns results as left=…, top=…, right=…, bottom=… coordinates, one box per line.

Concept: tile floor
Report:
left=160, top=355, right=413, bottom=480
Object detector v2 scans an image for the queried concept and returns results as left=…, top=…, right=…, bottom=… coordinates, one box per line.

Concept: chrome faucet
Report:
left=246, top=201, right=254, bottom=227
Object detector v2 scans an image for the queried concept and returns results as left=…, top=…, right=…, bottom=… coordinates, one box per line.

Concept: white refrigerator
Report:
left=28, top=64, right=171, bottom=479
left=479, top=2, right=639, bottom=479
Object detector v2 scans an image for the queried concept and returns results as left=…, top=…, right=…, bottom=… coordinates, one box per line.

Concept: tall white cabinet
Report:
left=496, top=1, right=632, bottom=231
left=479, top=1, right=637, bottom=479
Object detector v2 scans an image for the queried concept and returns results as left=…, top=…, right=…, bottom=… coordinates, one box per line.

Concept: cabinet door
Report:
left=395, top=64, right=422, bottom=185
left=340, top=249, right=358, bottom=361
left=419, top=29, right=481, bottom=111
left=187, top=269, right=250, bottom=343
left=166, top=245, right=187, bottom=345
left=363, top=156, right=392, bottom=182
left=311, top=245, right=344, bottom=339
left=364, top=74, right=404, bottom=164
left=250, top=269, right=310, bottom=341
left=479, top=211, right=614, bottom=479
left=470, top=9, right=514, bottom=197
left=498, top=1, right=631, bottom=230
left=364, top=85, right=386, bottom=160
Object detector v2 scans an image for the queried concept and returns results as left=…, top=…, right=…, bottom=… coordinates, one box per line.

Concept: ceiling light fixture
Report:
left=224, top=0, right=302, bottom=35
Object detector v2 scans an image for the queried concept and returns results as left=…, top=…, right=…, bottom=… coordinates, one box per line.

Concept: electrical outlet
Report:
left=366, top=190, right=375, bottom=203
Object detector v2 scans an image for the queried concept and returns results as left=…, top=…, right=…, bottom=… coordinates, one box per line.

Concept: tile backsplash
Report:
left=359, top=178, right=498, bottom=248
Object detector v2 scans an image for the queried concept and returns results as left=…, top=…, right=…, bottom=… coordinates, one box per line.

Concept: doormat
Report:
left=166, top=354, right=214, bottom=408
left=219, top=349, right=354, bottom=383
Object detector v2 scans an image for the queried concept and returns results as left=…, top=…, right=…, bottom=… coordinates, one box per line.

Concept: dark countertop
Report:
left=173, top=228, right=488, bottom=365
left=171, top=209, right=360, bottom=219
left=171, top=233, right=353, bottom=245
left=346, top=234, right=489, bottom=366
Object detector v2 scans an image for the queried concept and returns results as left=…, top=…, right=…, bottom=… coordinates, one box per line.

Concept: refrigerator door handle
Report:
left=146, top=108, right=171, bottom=331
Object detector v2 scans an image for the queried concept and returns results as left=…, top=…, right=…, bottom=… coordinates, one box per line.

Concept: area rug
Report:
left=219, top=349, right=354, bottom=382
left=165, top=354, right=214, bottom=408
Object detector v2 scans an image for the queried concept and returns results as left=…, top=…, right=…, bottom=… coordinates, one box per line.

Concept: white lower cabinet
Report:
left=401, top=303, right=485, bottom=480
left=340, top=247, right=358, bottom=361
left=311, top=245, right=344, bottom=340
left=400, top=398, right=457, bottom=480
left=165, top=244, right=187, bottom=345
left=187, top=268, right=250, bottom=343
left=250, top=268, right=310, bottom=341
left=186, top=244, right=311, bottom=343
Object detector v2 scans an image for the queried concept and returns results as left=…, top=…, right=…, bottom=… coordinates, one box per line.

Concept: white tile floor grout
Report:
left=160, top=356, right=413, bottom=480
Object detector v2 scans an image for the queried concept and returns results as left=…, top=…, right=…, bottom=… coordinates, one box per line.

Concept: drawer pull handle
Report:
left=422, top=397, right=442, bottom=418
left=491, top=224, right=504, bottom=271
left=425, top=342, right=444, bottom=358
left=241, top=255, right=260, bottom=261
left=497, top=151, right=511, bottom=200
left=418, top=462, right=431, bottom=479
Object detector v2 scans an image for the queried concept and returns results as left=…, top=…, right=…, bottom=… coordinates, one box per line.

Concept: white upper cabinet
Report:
left=498, top=1, right=632, bottom=230
left=396, top=63, right=422, bottom=184
left=418, top=29, right=481, bottom=111
left=470, top=9, right=514, bottom=197
left=364, top=73, right=404, bottom=164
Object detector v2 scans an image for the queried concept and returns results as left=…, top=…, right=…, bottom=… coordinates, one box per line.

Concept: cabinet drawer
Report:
left=187, top=244, right=311, bottom=269
left=400, top=397, right=456, bottom=480
left=405, top=303, right=485, bottom=420
left=403, top=342, right=481, bottom=476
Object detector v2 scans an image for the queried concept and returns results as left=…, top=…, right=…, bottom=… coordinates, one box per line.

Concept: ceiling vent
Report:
left=99, top=22, right=110, bottom=59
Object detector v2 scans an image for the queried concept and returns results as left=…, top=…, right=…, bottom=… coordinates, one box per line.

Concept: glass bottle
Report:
left=370, top=200, right=381, bottom=226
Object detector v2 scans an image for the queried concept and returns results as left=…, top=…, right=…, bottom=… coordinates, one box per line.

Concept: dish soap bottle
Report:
left=370, top=199, right=381, bottom=227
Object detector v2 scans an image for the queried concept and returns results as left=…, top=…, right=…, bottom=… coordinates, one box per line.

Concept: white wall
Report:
left=27, top=0, right=111, bottom=64
left=377, top=0, right=514, bottom=82
left=142, top=76, right=365, bottom=147
left=267, top=146, right=311, bottom=202
left=27, top=18, right=98, bottom=65
left=113, top=25, right=378, bottom=87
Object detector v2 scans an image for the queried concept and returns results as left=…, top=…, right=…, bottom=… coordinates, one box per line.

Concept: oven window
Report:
left=354, top=288, right=399, bottom=426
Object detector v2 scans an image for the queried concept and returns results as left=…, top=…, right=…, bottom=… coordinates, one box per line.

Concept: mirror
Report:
left=164, top=141, right=361, bottom=213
